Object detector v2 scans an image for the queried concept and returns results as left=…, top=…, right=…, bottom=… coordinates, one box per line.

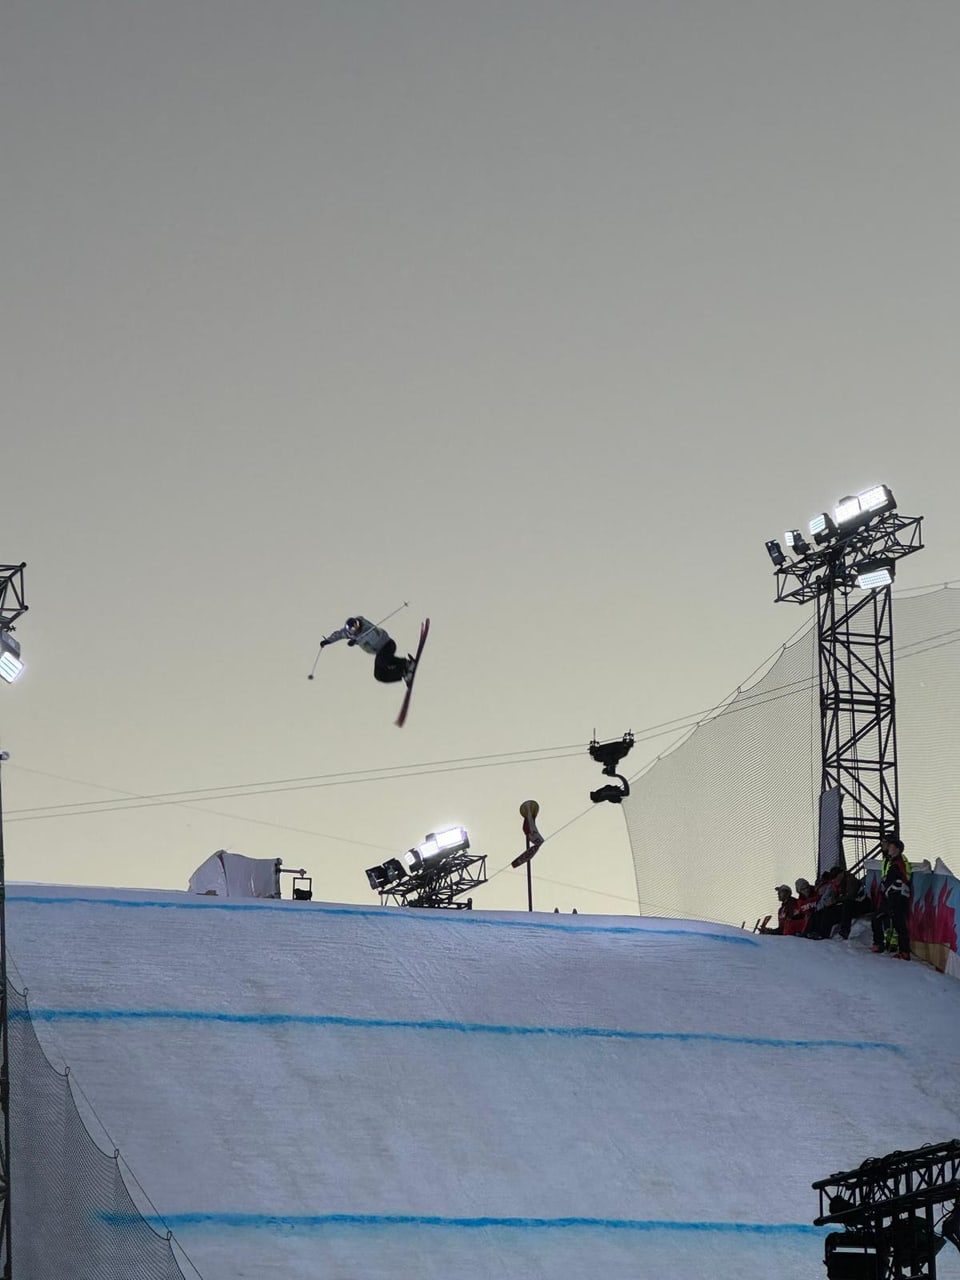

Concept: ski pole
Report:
left=372, top=600, right=410, bottom=630
left=307, top=601, right=409, bottom=680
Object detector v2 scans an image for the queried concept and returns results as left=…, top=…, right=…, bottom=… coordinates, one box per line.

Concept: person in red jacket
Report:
left=794, top=878, right=821, bottom=934
left=760, top=885, right=806, bottom=935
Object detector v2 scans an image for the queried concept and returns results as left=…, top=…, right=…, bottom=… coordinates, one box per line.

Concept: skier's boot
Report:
left=403, top=656, right=417, bottom=686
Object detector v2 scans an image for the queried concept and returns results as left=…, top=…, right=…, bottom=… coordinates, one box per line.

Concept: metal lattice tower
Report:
left=766, top=493, right=922, bottom=868
left=817, top=574, right=899, bottom=854
left=0, top=561, right=26, bottom=1280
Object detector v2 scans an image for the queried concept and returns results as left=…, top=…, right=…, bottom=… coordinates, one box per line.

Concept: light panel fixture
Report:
left=765, top=539, right=786, bottom=567
left=834, top=495, right=862, bottom=525
left=809, top=512, right=837, bottom=545
left=834, top=485, right=897, bottom=530
left=365, top=857, right=405, bottom=891
left=858, top=484, right=896, bottom=515
left=0, top=632, right=23, bottom=684
left=785, top=529, right=811, bottom=556
left=404, top=826, right=471, bottom=873
left=855, top=559, right=895, bottom=590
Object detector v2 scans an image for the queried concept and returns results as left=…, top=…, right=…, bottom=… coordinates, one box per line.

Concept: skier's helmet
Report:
left=346, top=617, right=362, bottom=635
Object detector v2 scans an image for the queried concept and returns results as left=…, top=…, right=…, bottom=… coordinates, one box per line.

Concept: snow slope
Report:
left=7, top=884, right=960, bottom=1280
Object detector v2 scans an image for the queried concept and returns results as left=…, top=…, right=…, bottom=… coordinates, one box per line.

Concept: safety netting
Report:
left=7, top=980, right=191, bottom=1280
left=624, top=583, right=960, bottom=930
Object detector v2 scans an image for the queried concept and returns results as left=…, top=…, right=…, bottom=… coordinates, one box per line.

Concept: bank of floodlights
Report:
left=401, top=825, right=470, bottom=874
left=365, top=825, right=486, bottom=909
left=0, top=563, right=27, bottom=683
left=764, top=484, right=922, bottom=607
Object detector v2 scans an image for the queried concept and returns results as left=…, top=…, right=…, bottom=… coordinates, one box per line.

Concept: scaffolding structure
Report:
left=814, top=1140, right=960, bottom=1280
left=377, top=852, right=488, bottom=909
left=0, top=562, right=26, bottom=1279
left=767, top=499, right=923, bottom=867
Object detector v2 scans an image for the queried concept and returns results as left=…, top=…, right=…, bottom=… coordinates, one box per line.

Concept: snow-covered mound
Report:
left=7, top=884, right=960, bottom=1280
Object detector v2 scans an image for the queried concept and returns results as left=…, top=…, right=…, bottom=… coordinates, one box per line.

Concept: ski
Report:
left=395, top=618, right=430, bottom=728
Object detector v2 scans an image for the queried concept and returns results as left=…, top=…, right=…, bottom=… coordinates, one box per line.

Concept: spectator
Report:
left=794, top=878, right=821, bottom=934
left=805, top=866, right=846, bottom=939
left=837, top=867, right=872, bottom=940
left=871, top=835, right=912, bottom=959
left=760, top=885, right=805, bottom=935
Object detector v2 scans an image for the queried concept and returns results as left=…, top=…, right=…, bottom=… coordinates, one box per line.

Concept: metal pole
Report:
left=517, top=801, right=542, bottom=914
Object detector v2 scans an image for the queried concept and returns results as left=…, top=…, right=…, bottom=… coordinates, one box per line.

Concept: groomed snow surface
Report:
left=7, top=885, right=960, bottom=1280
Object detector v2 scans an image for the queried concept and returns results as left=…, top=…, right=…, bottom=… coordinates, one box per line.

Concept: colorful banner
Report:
left=867, top=867, right=960, bottom=978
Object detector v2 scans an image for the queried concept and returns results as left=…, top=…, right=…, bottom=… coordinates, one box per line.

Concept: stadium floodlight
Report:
left=365, top=857, right=405, bottom=891
left=765, top=539, right=786, bottom=567
left=834, top=485, right=897, bottom=532
left=834, top=495, right=862, bottom=526
left=403, top=826, right=470, bottom=874
left=365, top=864, right=388, bottom=890
left=809, top=512, right=837, bottom=545
left=785, top=529, right=811, bottom=556
left=0, top=633, right=23, bottom=684
left=858, top=484, right=896, bottom=516
left=855, top=559, right=895, bottom=590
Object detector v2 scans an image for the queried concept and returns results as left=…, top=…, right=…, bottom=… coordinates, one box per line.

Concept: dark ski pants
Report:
left=374, top=640, right=407, bottom=684
left=871, top=896, right=910, bottom=955
left=838, top=897, right=874, bottom=939
left=806, top=903, right=843, bottom=939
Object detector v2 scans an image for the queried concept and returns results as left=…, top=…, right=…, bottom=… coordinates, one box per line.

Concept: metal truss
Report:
left=379, top=853, right=488, bottom=909
left=0, top=564, right=27, bottom=634
left=0, top=564, right=25, bottom=1275
left=814, top=1140, right=960, bottom=1280
left=772, top=513, right=923, bottom=607
left=0, top=755, right=12, bottom=1278
left=818, top=582, right=898, bottom=856
left=770, top=511, right=923, bottom=865
left=0, top=565, right=27, bottom=1275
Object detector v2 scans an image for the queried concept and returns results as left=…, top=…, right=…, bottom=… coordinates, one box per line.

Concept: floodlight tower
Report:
left=765, top=490, right=922, bottom=872
left=0, top=561, right=26, bottom=1280
left=813, top=1140, right=960, bottom=1279
left=365, top=827, right=488, bottom=909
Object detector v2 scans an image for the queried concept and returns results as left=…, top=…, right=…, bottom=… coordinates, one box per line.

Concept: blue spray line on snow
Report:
left=11, top=1007, right=902, bottom=1052
left=6, top=894, right=760, bottom=944
left=103, top=1210, right=828, bottom=1236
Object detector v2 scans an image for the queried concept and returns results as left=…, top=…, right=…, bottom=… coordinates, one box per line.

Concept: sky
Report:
left=8, top=885, right=960, bottom=1279
left=2, top=2, right=959, bottom=915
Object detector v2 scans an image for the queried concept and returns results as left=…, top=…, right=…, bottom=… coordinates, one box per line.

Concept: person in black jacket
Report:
left=837, top=867, right=873, bottom=939
left=871, top=835, right=911, bottom=959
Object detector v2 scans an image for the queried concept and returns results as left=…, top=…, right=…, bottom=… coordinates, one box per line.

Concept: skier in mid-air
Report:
left=319, top=616, right=416, bottom=685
